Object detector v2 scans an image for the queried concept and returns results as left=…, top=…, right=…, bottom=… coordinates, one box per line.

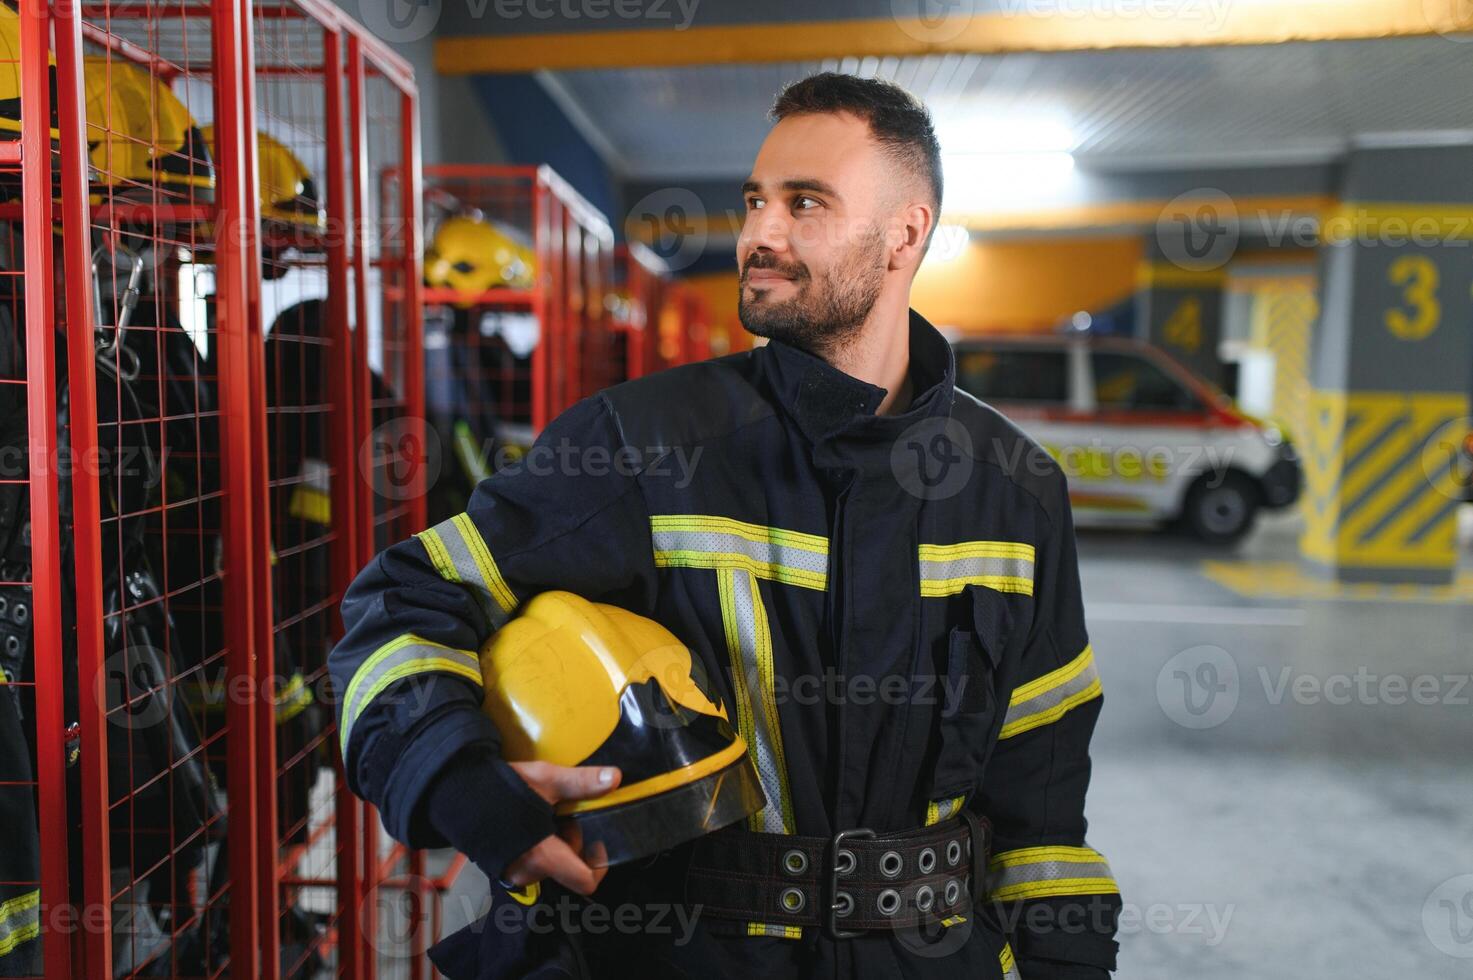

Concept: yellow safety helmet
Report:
left=0, top=3, right=58, bottom=142
left=425, top=214, right=537, bottom=304
left=83, top=55, right=214, bottom=202
left=479, top=591, right=764, bottom=867
left=202, top=126, right=325, bottom=233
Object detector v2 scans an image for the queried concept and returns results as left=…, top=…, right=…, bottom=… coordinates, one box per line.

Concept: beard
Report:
left=738, top=224, right=887, bottom=357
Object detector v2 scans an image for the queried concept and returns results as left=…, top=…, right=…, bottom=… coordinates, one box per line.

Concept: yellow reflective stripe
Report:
left=0, top=889, right=40, bottom=958
left=925, top=795, right=965, bottom=826
left=746, top=922, right=802, bottom=939
left=651, top=514, right=828, bottom=591
left=339, top=634, right=482, bottom=753
left=999, top=645, right=1101, bottom=740
left=941, top=913, right=968, bottom=928
left=1000, top=939, right=1021, bottom=980
left=987, top=845, right=1119, bottom=903
left=918, top=540, right=1036, bottom=597
left=415, top=514, right=519, bottom=628
left=416, top=527, right=459, bottom=582
left=451, top=513, right=518, bottom=615
left=719, top=567, right=795, bottom=835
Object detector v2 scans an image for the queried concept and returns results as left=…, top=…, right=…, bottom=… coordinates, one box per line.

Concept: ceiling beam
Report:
left=436, top=0, right=1473, bottom=75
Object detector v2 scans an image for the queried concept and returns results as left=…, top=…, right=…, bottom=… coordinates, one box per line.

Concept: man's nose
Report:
left=739, top=205, right=789, bottom=257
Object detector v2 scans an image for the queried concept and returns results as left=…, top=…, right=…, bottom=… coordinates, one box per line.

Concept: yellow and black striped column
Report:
left=1302, top=147, right=1473, bottom=584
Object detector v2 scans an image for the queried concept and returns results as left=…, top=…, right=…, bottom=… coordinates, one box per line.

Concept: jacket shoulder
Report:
left=950, top=385, right=1067, bottom=520
left=599, top=351, right=774, bottom=452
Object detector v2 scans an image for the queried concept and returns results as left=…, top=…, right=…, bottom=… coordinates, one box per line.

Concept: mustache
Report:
left=741, top=254, right=809, bottom=282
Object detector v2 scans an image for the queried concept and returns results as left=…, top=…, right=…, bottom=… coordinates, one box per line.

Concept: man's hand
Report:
left=501, top=761, right=622, bottom=896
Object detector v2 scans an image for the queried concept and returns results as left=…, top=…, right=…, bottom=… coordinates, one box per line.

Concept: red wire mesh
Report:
left=252, top=2, right=350, bottom=976
left=72, top=4, right=236, bottom=976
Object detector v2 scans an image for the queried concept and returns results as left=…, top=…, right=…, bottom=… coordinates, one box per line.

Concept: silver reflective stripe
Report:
left=416, top=514, right=518, bottom=629
left=0, top=889, right=39, bottom=958
left=651, top=516, right=828, bottom=591
left=918, top=555, right=1033, bottom=584
left=987, top=845, right=1119, bottom=903
left=917, top=541, right=1035, bottom=597
left=720, top=567, right=794, bottom=835
left=926, top=795, right=964, bottom=825
left=999, top=645, right=1101, bottom=740
left=340, top=635, right=482, bottom=754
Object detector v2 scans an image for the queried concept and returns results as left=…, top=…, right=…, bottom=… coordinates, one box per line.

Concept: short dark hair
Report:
left=770, top=72, right=943, bottom=217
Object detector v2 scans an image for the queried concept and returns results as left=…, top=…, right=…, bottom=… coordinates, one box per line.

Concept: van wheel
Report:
left=1183, top=472, right=1259, bottom=545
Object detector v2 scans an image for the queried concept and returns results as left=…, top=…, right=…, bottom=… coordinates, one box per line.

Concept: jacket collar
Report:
left=754, top=308, right=956, bottom=447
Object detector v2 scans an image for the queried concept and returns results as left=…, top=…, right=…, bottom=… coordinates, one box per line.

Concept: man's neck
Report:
left=823, top=300, right=913, bottom=416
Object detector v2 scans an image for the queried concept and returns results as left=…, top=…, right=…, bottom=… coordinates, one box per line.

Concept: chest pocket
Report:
left=927, top=586, right=1015, bottom=807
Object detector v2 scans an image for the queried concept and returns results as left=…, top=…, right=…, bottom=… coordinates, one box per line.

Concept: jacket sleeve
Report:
left=328, top=393, right=658, bottom=879
left=976, top=470, right=1121, bottom=977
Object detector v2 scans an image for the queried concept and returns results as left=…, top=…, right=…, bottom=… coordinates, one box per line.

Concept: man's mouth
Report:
left=744, top=269, right=795, bottom=286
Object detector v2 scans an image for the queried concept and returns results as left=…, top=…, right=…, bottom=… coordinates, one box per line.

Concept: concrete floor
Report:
left=1081, top=509, right=1473, bottom=979
left=371, top=508, right=1473, bottom=979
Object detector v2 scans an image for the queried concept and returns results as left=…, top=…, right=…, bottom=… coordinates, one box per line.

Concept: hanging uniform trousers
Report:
left=330, top=311, right=1121, bottom=979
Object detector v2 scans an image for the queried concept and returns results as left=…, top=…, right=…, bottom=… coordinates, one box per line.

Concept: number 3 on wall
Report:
left=1384, top=254, right=1440, bottom=341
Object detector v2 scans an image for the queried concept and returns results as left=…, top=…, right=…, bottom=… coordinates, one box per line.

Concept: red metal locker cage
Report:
left=608, top=241, right=669, bottom=382
left=412, top=164, right=617, bottom=499
left=2, top=0, right=423, bottom=974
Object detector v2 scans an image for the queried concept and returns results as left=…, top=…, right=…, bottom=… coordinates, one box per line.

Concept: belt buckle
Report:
left=826, top=827, right=873, bottom=939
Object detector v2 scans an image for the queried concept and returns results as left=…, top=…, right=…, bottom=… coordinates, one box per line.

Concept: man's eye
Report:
left=747, top=197, right=764, bottom=210
left=794, top=196, right=820, bottom=210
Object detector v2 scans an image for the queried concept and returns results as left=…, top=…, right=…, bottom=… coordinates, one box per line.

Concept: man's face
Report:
left=736, top=111, right=896, bottom=354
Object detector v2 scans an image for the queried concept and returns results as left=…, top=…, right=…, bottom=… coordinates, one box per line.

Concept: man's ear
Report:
left=889, top=200, right=935, bottom=273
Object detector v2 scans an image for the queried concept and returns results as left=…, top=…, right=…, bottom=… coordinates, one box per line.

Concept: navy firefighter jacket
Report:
left=329, top=310, right=1122, bottom=979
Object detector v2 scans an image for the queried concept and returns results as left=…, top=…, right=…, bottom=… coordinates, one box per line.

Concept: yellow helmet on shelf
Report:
left=425, top=213, right=537, bottom=304
left=478, top=591, right=764, bottom=867
left=201, top=126, right=325, bottom=233
left=83, top=55, right=214, bottom=202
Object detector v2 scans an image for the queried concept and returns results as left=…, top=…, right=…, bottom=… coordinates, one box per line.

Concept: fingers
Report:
left=504, top=834, right=606, bottom=896
left=509, top=760, right=621, bottom=805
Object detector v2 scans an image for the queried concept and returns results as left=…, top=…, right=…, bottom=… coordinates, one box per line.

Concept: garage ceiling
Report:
left=541, top=36, right=1473, bottom=180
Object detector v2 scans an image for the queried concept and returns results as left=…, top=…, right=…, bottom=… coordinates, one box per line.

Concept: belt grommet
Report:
left=782, top=849, right=809, bottom=876
left=780, top=887, right=806, bottom=914
left=915, top=885, right=935, bottom=912
left=917, top=847, right=936, bottom=874
left=11, top=602, right=26, bottom=626
left=943, top=878, right=962, bottom=908
left=879, top=850, right=903, bottom=878
left=833, top=891, right=854, bottom=918
left=945, top=840, right=962, bottom=867
left=877, top=888, right=901, bottom=916
left=4, top=635, right=18, bottom=656
left=834, top=848, right=856, bottom=876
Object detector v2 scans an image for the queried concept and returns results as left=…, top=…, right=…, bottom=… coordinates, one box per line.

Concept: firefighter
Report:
left=330, top=72, right=1120, bottom=978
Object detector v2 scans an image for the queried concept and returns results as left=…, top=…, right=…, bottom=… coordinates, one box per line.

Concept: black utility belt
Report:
left=684, top=811, right=991, bottom=938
